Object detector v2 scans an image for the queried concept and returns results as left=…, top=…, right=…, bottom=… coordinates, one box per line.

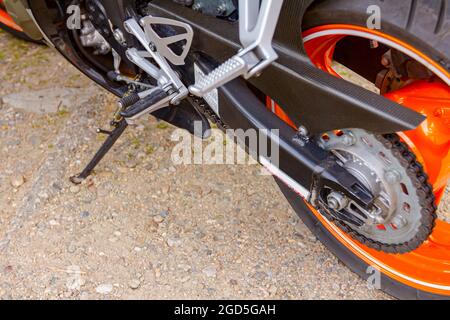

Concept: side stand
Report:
left=70, top=119, right=128, bottom=185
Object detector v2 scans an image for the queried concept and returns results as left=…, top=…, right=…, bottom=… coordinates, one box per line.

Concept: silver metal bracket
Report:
left=189, top=0, right=283, bottom=97
left=124, top=17, right=192, bottom=105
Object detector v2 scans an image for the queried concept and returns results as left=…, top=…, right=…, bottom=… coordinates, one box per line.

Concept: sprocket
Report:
left=317, top=129, right=437, bottom=254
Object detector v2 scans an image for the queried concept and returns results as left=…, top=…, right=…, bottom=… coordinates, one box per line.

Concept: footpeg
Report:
left=189, top=0, right=284, bottom=98
left=120, top=89, right=171, bottom=121
left=189, top=56, right=248, bottom=97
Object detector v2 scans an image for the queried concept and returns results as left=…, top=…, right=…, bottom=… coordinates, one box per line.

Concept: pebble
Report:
left=67, top=243, right=77, bottom=253
left=10, top=175, right=25, bottom=188
left=70, top=185, right=80, bottom=194
left=38, top=191, right=49, bottom=200
left=202, top=265, right=217, bottom=278
left=153, top=215, right=165, bottom=224
left=28, top=135, right=41, bottom=147
left=52, top=182, right=62, bottom=191
left=229, top=279, right=238, bottom=286
left=80, top=211, right=90, bottom=218
left=95, top=284, right=113, bottom=295
left=128, top=279, right=141, bottom=290
left=269, top=285, right=278, bottom=296
left=167, top=237, right=182, bottom=247
left=49, top=220, right=59, bottom=226
left=160, top=210, right=169, bottom=218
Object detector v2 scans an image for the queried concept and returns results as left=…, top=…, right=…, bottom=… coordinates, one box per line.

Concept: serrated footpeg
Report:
left=189, top=0, right=284, bottom=98
left=189, top=56, right=248, bottom=97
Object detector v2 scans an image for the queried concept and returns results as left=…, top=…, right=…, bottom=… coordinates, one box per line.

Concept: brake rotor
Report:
left=317, top=129, right=437, bottom=254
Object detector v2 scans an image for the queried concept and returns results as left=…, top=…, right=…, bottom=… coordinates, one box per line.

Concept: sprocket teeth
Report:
left=324, top=133, right=437, bottom=254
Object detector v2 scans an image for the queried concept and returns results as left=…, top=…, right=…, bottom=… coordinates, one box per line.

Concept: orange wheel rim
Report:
left=268, top=24, right=450, bottom=296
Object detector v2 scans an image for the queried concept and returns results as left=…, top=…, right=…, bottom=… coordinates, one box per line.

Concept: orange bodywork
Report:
left=267, top=24, right=450, bottom=296
left=0, top=0, right=23, bottom=32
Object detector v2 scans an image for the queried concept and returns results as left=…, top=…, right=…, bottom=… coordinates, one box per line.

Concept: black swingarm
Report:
left=191, top=54, right=376, bottom=212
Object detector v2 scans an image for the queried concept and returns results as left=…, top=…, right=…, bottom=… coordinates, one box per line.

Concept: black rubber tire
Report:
left=277, top=180, right=449, bottom=300
left=303, top=0, right=450, bottom=74
left=282, top=0, right=450, bottom=300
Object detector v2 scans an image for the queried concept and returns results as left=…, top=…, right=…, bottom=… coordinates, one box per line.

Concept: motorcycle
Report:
left=5, top=0, right=450, bottom=299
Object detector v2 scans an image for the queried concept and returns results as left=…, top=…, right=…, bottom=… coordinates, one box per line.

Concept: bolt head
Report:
left=385, top=170, right=402, bottom=184
left=298, top=126, right=309, bottom=137
left=328, top=198, right=340, bottom=210
left=392, top=215, right=407, bottom=229
left=342, top=133, right=356, bottom=146
left=327, top=192, right=348, bottom=211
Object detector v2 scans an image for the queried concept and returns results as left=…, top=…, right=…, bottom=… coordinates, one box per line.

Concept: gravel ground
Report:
left=0, top=29, right=446, bottom=300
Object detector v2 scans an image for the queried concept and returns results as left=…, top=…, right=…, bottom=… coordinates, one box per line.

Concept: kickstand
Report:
left=70, top=119, right=128, bottom=185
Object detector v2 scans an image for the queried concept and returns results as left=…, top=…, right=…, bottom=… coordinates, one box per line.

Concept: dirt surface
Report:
left=0, top=29, right=446, bottom=300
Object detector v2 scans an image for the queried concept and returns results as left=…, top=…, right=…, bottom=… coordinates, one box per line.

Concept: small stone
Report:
left=167, top=237, right=182, bottom=247
left=29, top=135, right=41, bottom=147
left=128, top=279, right=141, bottom=290
left=4, top=265, right=13, bottom=273
left=153, top=215, right=164, bottom=224
left=81, top=192, right=97, bottom=204
left=49, top=220, right=59, bottom=226
left=52, top=182, right=62, bottom=191
left=125, top=160, right=138, bottom=169
left=95, top=284, right=113, bottom=295
left=269, top=285, right=278, bottom=296
left=80, top=211, right=90, bottom=218
left=160, top=210, right=169, bottom=218
left=202, top=265, right=217, bottom=278
left=38, top=191, right=49, bottom=200
left=10, top=175, right=25, bottom=188
left=70, top=185, right=80, bottom=194
left=67, top=243, right=77, bottom=253
left=113, top=231, right=122, bottom=237
left=7, top=139, right=20, bottom=147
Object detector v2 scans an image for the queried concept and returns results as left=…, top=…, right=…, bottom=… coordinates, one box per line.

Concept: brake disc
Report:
left=317, top=129, right=437, bottom=254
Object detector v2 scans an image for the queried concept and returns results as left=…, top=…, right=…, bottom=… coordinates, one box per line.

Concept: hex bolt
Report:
left=192, top=3, right=202, bottom=11
left=385, top=170, right=402, bottom=184
left=342, top=132, right=356, bottom=146
left=327, top=192, right=348, bottom=211
left=327, top=198, right=340, bottom=210
left=298, top=126, right=309, bottom=137
left=113, top=29, right=126, bottom=44
left=216, top=3, right=228, bottom=15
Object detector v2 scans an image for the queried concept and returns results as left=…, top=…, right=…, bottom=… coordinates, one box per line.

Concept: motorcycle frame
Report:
left=26, top=0, right=424, bottom=136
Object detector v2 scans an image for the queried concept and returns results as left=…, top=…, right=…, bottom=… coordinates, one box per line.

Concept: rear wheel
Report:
left=271, top=0, right=450, bottom=299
